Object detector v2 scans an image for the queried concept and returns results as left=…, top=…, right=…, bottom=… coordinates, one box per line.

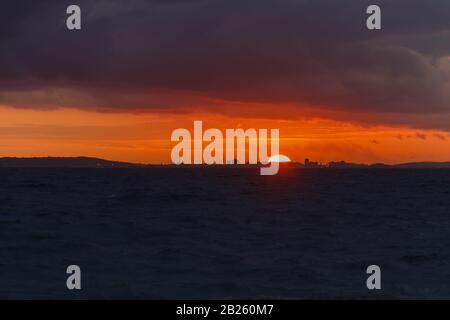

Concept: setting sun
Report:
left=268, top=154, right=291, bottom=163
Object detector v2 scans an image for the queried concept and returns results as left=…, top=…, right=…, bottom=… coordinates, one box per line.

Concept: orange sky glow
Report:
left=1, top=105, right=449, bottom=165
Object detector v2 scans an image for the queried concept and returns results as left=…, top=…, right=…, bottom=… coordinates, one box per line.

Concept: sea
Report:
left=1, top=167, right=450, bottom=299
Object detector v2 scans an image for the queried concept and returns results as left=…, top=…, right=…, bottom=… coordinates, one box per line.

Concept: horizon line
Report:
left=1, top=156, right=450, bottom=168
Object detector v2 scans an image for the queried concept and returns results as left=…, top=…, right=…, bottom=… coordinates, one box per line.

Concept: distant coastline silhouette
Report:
left=1, top=156, right=450, bottom=168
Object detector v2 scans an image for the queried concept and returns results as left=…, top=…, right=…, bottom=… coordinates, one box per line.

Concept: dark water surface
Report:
left=1, top=168, right=450, bottom=299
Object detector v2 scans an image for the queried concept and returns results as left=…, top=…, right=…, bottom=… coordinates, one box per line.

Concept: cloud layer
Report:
left=1, top=0, right=450, bottom=128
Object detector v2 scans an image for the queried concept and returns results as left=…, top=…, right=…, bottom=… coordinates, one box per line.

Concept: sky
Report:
left=1, top=0, right=450, bottom=164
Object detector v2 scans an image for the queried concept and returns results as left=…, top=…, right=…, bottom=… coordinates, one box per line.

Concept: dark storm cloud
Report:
left=1, top=0, right=450, bottom=127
